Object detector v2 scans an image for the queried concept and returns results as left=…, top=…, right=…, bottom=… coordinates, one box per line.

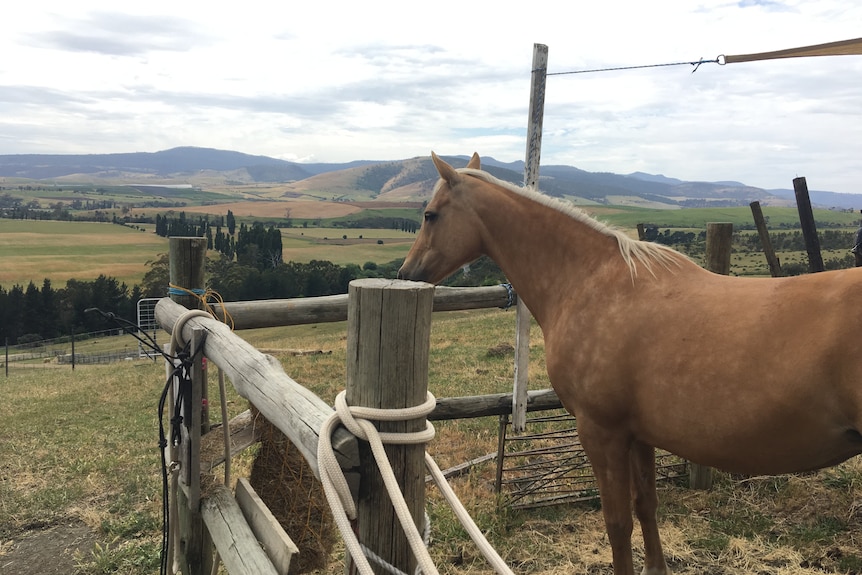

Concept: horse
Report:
left=398, top=152, right=862, bottom=575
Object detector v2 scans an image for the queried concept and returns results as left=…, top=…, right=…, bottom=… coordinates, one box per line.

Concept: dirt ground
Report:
left=0, top=519, right=100, bottom=575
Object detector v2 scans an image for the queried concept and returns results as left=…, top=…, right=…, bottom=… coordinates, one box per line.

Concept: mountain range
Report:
left=1, top=146, right=859, bottom=210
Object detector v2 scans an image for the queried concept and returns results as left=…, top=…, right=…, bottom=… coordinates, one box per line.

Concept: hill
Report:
left=2, top=146, right=861, bottom=209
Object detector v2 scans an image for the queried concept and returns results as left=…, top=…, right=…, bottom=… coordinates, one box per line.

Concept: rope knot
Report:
left=333, top=390, right=436, bottom=444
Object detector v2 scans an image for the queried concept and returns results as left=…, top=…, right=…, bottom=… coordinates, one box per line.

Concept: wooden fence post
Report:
left=749, top=201, right=782, bottom=277
left=168, top=237, right=212, bottom=575
left=704, top=222, right=733, bottom=276
left=345, top=279, right=434, bottom=575
left=793, top=177, right=825, bottom=273
left=690, top=222, right=734, bottom=490
left=512, top=42, right=549, bottom=433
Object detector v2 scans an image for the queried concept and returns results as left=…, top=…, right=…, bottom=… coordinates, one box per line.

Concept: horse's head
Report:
left=397, top=152, right=484, bottom=284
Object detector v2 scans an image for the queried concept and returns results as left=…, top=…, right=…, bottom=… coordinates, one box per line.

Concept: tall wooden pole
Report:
left=793, top=177, right=825, bottom=273
left=512, top=43, right=549, bottom=433
left=346, top=278, right=434, bottom=575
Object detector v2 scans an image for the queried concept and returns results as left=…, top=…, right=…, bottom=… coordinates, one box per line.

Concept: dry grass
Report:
left=0, top=219, right=167, bottom=288
left=1, top=310, right=861, bottom=575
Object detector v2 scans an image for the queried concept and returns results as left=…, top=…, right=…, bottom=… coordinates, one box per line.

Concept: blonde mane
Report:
left=456, top=167, right=686, bottom=277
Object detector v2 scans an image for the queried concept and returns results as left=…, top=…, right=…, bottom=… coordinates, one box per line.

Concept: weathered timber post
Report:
left=512, top=42, right=549, bottom=432
left=168, top=237, right=212, bottom=575
left=749, top=201, right=782, bottom=277
left=346, top=279, right=434, bottom=575
left=793, top=177, right=825, bottom=273
left=636, top=223, right=646, bottom=241
left=690, top=222, right=734, bottom=490
left=704, top=222, right=733, bottom=276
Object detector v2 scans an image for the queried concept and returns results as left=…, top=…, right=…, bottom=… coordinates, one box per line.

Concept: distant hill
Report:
left=2, top=146, right=860, bottom=209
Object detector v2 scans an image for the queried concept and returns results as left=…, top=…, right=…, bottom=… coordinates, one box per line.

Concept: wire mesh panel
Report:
left=498, top=410, right=688, bottom=509
left=136, top=297, right=161, bottom=358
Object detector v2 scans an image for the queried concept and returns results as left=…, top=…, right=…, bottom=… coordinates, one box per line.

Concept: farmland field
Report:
left=0, top=220, right=167, bottom=289
left=0, top=219, right=416, bottom=288
left=2, top=203, right=859, bottom=288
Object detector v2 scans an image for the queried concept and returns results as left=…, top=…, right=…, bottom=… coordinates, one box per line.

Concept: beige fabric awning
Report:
left=724, top=37, right=862, bottom=64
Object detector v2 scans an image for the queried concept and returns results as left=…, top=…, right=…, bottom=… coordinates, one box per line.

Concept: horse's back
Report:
left=546, top=264, right=862, bottom=475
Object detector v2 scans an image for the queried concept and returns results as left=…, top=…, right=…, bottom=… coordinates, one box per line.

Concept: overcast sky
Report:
left=2, top=1, right=861, bottom=193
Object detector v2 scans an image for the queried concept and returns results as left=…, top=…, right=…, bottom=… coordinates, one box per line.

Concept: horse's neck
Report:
left=476, top=186, right=625, bottom=327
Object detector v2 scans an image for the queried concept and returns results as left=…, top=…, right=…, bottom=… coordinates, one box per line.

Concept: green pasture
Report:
left=324, top=207, right=423, bottom=224
left=4, top=182, right=242, bottom=207
left=594, top=205, right=860, bottom=230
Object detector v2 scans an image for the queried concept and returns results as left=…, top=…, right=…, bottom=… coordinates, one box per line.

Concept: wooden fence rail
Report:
left=155, top=297, right=359, bottom=477
left=209, top=284, right=516, bottom=329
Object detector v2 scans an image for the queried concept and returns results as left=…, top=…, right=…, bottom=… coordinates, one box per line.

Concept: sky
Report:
left=2, top=1, right=861, bottom=193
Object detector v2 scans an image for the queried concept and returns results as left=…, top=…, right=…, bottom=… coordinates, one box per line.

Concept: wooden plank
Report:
left=201, top=484, right=279, bottom=575
left=156, top=297, right=359, bottom=478
left=235, top=478, right=299, bottom=575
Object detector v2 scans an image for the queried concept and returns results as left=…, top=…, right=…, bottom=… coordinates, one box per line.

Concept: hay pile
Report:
left=248, top=406, right=336, bottom=574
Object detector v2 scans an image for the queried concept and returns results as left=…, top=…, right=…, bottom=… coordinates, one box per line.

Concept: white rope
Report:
left=169, top=309, right=212, bottom=355
left=318, top=391, right=515, bottom=575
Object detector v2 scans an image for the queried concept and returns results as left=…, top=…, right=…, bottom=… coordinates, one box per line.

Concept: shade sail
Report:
left=724, top=37, right=862, bottom=64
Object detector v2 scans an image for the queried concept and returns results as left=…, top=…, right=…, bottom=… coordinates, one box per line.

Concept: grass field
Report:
left=280, top=228, right=415, bottom=266
left=1, top=310, right=860, bottom=575
left=2, top=203, right=859, bottom=288
left=591, top=205, right=861, bottom=230
left=0, top=220, right=168, bottom=289
left=0, top=220, right=415, bottom=288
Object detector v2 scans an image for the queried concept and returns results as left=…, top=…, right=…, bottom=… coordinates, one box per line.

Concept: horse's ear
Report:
left=431, top=152, right=460, bottom=187
left=466, top=152, right=480, bottom=169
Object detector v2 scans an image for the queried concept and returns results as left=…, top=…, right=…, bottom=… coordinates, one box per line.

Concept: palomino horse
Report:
left=398, top=152, right=862, bottom=575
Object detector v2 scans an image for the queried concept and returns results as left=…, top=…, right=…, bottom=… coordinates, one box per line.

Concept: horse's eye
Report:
left=424, top=211, right=438, bottom=223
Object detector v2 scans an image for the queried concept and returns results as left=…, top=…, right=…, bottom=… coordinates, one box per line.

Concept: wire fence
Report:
left=3, top=328, right=159, bottom=372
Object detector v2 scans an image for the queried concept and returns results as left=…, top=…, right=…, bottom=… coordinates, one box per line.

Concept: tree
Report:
left=141, top=253, right=170, bottom=298
left=40, top=279, right=59, bottom=339
left=226, top=210, right=236, bottom=235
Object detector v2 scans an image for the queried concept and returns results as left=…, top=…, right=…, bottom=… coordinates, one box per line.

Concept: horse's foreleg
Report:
left=629, top=441, right=670, bottom=575
left=580, top=424, right=636, bottom=575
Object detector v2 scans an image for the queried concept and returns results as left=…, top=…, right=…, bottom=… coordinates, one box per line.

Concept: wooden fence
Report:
left=154, top=237, right=551, bottom=575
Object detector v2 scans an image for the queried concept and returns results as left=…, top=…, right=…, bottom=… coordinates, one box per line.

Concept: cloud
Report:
left=2, top=1, right=861, bottom=193
left=29, top=12, right=211, bottom=56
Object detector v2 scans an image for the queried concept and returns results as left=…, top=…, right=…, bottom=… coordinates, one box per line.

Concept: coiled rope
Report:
left=318, top=391, right=515, bottom=575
